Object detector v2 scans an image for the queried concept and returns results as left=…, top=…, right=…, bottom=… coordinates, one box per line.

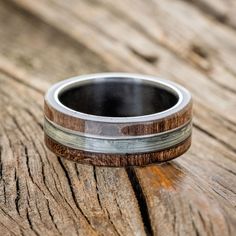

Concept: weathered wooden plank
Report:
left=0, top=2, right=146, bottom=235
left=0, top=0, right=236, bottom=235
left=0, top=69, right=146, bottom=235
left=0, top=1, right=109, bottom=84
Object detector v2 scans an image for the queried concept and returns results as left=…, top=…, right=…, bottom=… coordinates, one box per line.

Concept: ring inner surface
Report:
left=58, top=78, right=179, bottom=117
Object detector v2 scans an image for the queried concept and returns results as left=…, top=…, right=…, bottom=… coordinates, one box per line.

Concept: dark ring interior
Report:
left=59, top=78, right=178, bottom=117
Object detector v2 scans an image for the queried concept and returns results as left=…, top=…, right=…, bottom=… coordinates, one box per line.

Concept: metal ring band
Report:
left=44, top=73, right=192, bottom=166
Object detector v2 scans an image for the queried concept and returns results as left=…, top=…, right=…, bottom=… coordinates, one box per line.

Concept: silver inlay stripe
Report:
left=44, top=119, right=192, bottom=154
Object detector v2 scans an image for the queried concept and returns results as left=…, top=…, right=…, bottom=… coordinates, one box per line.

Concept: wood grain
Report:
left=44, top=101, right=192, bottom=136
left=0, top=0, right=236, bottom=235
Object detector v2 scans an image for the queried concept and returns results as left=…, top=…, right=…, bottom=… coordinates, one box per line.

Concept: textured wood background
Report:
left=0, top=0, right=236, bottom=235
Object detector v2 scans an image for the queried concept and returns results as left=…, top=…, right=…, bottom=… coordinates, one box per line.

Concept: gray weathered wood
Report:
left=0, top=0, right=235, bottom=235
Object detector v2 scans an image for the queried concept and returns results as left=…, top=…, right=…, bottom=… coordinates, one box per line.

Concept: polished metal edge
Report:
left=45, top=73, right=192, bottom=123
left=44, top=118, right=192, bottom=154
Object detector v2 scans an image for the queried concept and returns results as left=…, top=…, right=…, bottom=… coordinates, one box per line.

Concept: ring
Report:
left=44, top=73, right=192, bottom=166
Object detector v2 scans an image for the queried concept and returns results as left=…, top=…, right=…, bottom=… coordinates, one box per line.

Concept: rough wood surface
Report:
left=0, top=0, right=236, bottom=235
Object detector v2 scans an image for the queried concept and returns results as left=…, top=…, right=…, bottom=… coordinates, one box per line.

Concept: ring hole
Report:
left=58, top=78, right=179, bottom=117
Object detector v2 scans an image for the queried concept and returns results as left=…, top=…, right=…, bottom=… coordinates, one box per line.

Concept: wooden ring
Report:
left=44, top=73, right=192, bottom=166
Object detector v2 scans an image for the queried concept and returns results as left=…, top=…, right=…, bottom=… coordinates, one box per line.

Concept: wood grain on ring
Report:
left=44, top=100, right=192, bottom=136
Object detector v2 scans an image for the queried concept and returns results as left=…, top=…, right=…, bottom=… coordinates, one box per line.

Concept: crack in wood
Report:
left=25, top=182, right=41, bottom=236
left=197, top=210, right=206, bottom=232
left=214, top=179, right=236, bottom=196
left=2, top=179, right=7, bottom=205
left=193, top=124, right=236, bottom=154
left=11, top=115, right=30, bottom=141
left=103, top=207, right=122, bottom=236
left=26, top=208, right=40, bottom=236
left=14, top=169, right=20, bottom=215
left=24, top=145, right=34, bottom=184
left=126, top=167, right=153, bottom=236
left=23, top=108, right=43, bottom=131
left=92, top=166, right=102, bottom=210
left=57, top=158, right=96, bottom=231
left=0, top=144, right=2, bottom=180
left=209, top=160, right=236, bottom=176
left=46, top=199, right=62, bottom=235
left=189, top=204, right=201, bottom=236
